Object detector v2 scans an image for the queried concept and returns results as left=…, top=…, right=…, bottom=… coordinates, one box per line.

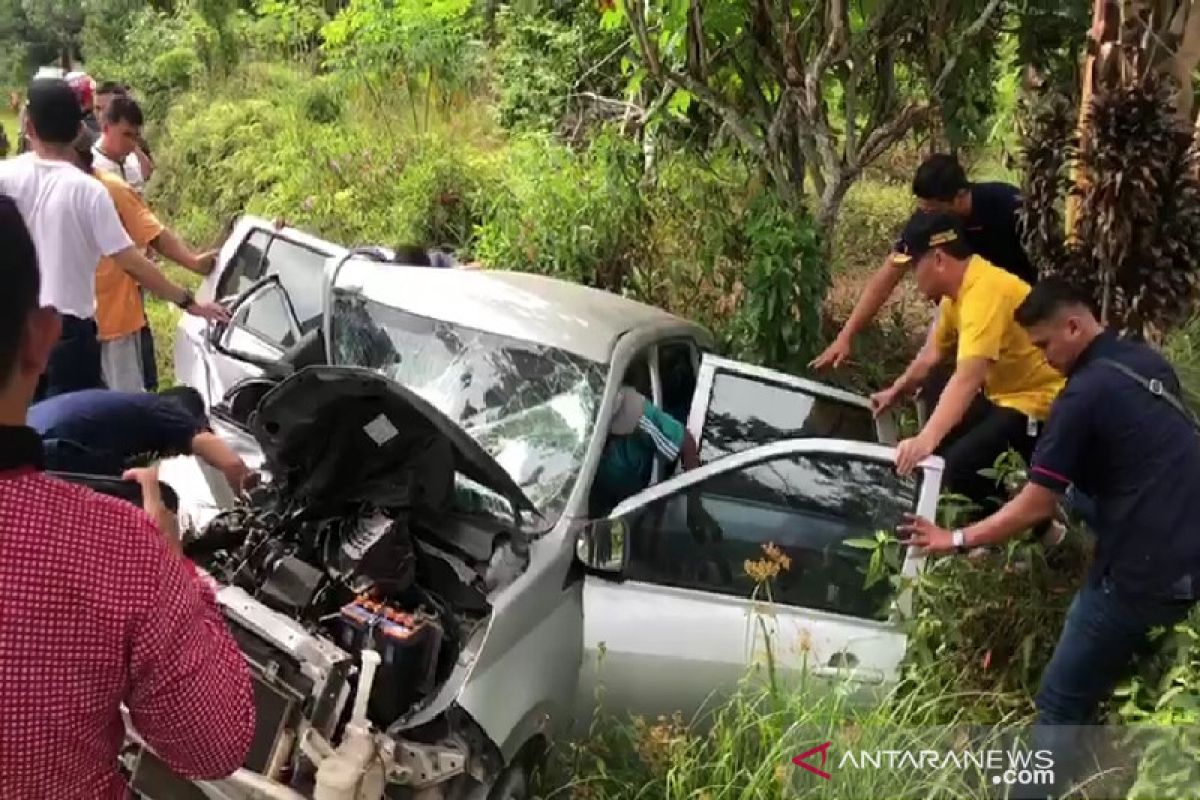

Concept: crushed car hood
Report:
left=251, top=365, right=536, bottom=516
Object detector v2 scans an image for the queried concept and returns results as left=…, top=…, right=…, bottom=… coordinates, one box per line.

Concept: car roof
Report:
left=332, top=258, right=709, bottom=363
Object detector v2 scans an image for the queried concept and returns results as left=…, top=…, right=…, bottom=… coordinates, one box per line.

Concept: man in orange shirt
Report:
left=73, top=135, right=218, bottom=390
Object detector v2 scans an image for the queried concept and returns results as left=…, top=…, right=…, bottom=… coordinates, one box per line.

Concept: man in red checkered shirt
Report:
left=0, top=194, right=255, bottom=797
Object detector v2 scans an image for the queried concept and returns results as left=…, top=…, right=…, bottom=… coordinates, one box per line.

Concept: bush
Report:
left=299, top=80, right=342, bottom=124
left=473, top=131, right=645, bottom=289
left=149, top=46, right=202, bottom=97
left=830, top=177, right=911, bottom=275
left=150, top=95, right=297, bottom=244
left=151, top=67, right=495, bottom=251
left=492, top=5, right=625, bottom=134
left=85, top=8, right=212, bottom=120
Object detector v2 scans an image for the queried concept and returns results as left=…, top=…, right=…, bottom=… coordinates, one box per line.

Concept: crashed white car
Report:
left=141, top=217, right=943, bottom=799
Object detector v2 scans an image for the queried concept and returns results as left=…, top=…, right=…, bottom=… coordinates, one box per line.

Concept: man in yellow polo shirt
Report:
left=871, top=211, right=1064, bottom=513
left=73, top=135, right=218, bottom=390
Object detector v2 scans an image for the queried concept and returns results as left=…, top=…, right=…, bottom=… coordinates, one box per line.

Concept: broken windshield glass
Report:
left=330, top=289, right=606, bottom=519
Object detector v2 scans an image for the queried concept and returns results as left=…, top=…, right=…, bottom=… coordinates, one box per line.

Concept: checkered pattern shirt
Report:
left=0, top=426, right=255, bottom=799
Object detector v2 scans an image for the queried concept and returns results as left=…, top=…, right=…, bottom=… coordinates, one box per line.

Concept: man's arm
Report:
left=900, top=482, right=1059, bottom=553
left=680, top=431, right=700, bottom=470
left=125, top=519, right=255, bottom=779
left=871, top=331, right=946, bottom=416
left=152, top=227, right=217, bottom=275
left=191, top=431, right=256, bottom=494
left=918, top=356, right=989, bottom=447
left=110, top=246, right=192, bottom=306
left=900, top=385, right=1090, bottom=552
left=638, top=403, right=686, bottom=467
left=810, top=254, right=906, bottom=369
left=110, top=247, right=229, bottom=322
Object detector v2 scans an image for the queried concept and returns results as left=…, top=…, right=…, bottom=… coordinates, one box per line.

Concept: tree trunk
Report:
left=483, top=0, right=501, bottom=43
left=815, top=171, right=856, bottom=246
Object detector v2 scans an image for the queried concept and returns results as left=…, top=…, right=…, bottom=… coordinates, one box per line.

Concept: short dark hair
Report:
left=160, top=386, right=208, bottom=426
left=26, top=78, right=83, bottom=144
left=0, top=195, right=41, bottom=382
left=104, top=95, right=143, bottom=127
left=1014, top=278, right=1096, bottom=328
left=96, top=81, right=127, bottom=96
left=72, top=127, right=96, bottom=172
left=912, top=154, right=969, bottom=202
left=391, top=244, right=433, bottom=266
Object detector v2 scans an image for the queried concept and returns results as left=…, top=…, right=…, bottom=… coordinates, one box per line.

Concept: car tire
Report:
left=487, top=764, right=529, bottom=800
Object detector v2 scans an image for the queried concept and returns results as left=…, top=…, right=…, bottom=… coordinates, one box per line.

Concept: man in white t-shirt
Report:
left=0, top=79, right=227, bottom=400
left=91, top=95, right=150, bottom=194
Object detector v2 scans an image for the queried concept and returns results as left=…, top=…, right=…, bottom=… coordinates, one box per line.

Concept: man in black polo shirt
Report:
left=901, top=279, right=1200, bottom=794
left=812, top=153, right=1035, bottom=370
left=29, top=387, right=257, bottom=495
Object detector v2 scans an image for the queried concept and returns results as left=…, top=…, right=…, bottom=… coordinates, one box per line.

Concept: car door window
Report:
left=261, top=237, right=328, bottom=333
left=231, top=282, right=300, bottom=350
left=620, top=452, right=916, bottom=621
left=695, top=365, right=879, bottom=464
left=216, top=230, right=271, bottom=300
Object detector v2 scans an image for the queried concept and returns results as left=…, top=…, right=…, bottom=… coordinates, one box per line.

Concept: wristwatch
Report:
left=174, top=288, right=194, bottom=310
left=951, top=528, right=968, bottom=554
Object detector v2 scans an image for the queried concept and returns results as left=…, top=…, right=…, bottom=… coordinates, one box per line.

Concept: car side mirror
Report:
left=575, top=517, right=630, bottom=573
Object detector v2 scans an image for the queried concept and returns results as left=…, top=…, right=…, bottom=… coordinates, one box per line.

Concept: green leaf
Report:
left=667, top=88, right=693, bottom=118
left=843, top=538, right=879, bottom=550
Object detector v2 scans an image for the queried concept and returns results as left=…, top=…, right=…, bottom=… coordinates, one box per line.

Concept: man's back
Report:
left=0, top=154, right=130, bottom=319
left=963, top=181, right=1036, bottom=284
left=0, top=447, right=254, bottom=797
left=1042, top=333, right=1200, bottom=594
left=30, top=390, right=203, bottom=469
left=936, top=256, right=1064, bottom=420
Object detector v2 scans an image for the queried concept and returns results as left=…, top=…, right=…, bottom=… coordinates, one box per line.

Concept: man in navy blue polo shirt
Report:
left=29, top=387, right=256, bottom=494
left=901, top=278, right=1200, bottom=795
left=812, top=153, right=1035, bottom=370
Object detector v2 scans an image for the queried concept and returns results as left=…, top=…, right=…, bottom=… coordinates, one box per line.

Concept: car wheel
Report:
left=487, top=764, right=529, bottom=800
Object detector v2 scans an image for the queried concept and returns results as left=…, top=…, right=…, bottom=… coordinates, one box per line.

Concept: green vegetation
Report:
left=8, top=1, right=1200, bottom=797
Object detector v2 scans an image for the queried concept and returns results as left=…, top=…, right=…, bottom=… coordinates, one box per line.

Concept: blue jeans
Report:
left=1015, top=578, right=1194, bottom=797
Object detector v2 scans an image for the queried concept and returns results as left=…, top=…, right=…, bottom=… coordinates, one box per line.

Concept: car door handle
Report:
left=811, top=653, right=885, bottom=685
left=811, top=666, right=885, bottom=684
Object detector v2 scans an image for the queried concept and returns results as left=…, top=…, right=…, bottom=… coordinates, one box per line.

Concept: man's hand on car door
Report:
left=185, top=299, right=232, bottom=324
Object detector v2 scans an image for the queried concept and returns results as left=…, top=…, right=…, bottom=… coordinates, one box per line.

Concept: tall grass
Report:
left=552, top=646, right=1022, bottom=799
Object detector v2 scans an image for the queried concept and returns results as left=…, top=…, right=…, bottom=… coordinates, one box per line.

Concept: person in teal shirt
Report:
left=591, top=387, right=699, bottom=515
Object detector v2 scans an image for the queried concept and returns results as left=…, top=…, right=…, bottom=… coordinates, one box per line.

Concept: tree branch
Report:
left=625, top=0, right=768, bottom=161
left=930, top=0, right=1006, bottom=98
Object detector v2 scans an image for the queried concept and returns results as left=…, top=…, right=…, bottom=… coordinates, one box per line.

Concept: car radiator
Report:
left=126, top=584, right=354, bottom=798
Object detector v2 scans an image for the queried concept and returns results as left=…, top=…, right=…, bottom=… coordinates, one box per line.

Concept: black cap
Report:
left=26, top=78, right=83, bottom=144
left=892, top=211, right=965, bottom=265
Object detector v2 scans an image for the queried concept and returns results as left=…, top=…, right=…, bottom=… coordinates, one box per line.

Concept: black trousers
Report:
left=922, top=364, right=1037, bottom=515
left=34, top=314, right=104, bottom=402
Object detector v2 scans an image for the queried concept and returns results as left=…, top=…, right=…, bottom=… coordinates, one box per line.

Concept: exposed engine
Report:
left=185, top=488, right=469, bottom=730
left=128, top=367, right=535, bottom=799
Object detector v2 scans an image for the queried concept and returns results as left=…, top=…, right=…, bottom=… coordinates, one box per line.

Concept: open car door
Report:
left=576, top=355, right=923, bottom=722
left=576, top=438, right=940, bottom=722
left=175, top=217, right=345, bottom=407
left=685, top=354, right=898, bottom=460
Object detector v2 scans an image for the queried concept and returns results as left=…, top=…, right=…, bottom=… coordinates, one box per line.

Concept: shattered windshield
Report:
left=330, top=289, right=606, bottom=519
